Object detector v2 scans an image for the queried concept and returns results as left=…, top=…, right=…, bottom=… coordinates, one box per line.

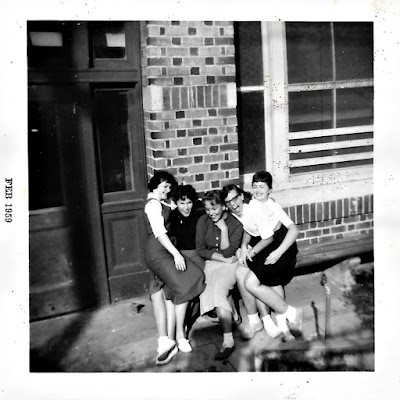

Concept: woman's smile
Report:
left=204, top=201, right=224, bottom=222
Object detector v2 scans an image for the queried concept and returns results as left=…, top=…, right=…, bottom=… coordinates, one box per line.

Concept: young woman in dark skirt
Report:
left=168, top=184, right=205, bottom=337
left=143, top=171, right=205, bottom=365
left=225, top=171, right=303, bottom=340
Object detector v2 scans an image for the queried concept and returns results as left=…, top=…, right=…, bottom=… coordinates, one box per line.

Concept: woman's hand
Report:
left=237, top=248, right=246, bottom=266
left=264, top=250, right=282, bottom=265
left=238, top=246, right=248, bottom=265
left=246, top=245, right=256, bottom=262
left=173, top=252, right=187, bottom=271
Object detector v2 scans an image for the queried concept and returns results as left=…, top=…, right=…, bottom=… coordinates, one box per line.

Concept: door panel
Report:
left=103, top=207, right=147, bottom=276
left=29, top=84, right=96, bottom=320
left=102, top=205, right=148, bottom=302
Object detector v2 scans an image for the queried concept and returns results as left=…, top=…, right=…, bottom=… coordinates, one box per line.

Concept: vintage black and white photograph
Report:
left=1, top=0, right=399, bottom=399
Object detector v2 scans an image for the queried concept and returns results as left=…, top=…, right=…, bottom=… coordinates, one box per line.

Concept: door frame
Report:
left=77, top=82, right=110, bottom=306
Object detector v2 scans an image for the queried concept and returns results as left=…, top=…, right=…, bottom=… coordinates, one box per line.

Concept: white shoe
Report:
left=241, top=320, right=263, bottom=340
left=262, top=315, right=283, bottom=338
left=177, top=338, right=193, bottom=353
left=287, top=308, right=303, bottom=337
left=156, top=337, right=178, bottom=365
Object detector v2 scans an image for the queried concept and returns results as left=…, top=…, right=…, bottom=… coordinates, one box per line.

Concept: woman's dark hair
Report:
left=148, top=170, right=177, bottom=192
left=202, top=189, right=225, bottom=206
left=222, top=183, right=252, bottom=203
left=171, top=184, right=198, bottom=203
left=252, top=171, right=273, bottom=189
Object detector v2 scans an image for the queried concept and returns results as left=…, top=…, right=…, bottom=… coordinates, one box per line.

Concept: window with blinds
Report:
left=286, top=22, right=374, bottom=174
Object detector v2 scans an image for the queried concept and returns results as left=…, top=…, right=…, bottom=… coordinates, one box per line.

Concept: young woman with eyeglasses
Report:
left=222, top=176, right=303, bottom=341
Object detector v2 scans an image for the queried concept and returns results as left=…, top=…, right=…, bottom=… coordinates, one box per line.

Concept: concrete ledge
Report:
left=297, top=234, right=373, bottom=268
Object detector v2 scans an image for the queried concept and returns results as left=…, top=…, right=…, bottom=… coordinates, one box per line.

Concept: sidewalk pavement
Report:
left=30, top=258, right=374, bottom=372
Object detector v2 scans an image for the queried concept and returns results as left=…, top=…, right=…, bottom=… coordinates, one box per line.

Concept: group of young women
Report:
left=143, top=170, right=303, bottom=366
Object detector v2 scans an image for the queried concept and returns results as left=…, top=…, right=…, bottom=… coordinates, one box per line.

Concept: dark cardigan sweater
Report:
left=195, top=212, right=243, bottom=261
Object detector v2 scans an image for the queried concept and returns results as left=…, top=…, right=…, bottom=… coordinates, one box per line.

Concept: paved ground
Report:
left=30, top=257, right=374, bottom=373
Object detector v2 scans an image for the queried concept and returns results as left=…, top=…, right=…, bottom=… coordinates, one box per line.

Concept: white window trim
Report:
left=241, top=21, right=373, bottom=208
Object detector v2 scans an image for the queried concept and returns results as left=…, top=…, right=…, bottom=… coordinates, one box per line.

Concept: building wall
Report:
left=139, top=20, right=374, bottom=253
left=140, top=21, right=239, bottom=192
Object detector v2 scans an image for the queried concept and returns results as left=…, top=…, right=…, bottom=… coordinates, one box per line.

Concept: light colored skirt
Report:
left=199, top=260, right=238, bottom=315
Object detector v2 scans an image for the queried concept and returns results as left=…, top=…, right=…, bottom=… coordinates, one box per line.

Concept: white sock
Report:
left=223, top=332, right=234, bottom=348
left=157, top=336, right=172, bottom=351
left=158, top=335, right=168, bottom=344
left=248, top=313, right=261, bottom=325
left=261, top=315, right=282, bottom=336
left=275, top=314, right=289, bottom=333
left=281, top=305, right=297, bottom=322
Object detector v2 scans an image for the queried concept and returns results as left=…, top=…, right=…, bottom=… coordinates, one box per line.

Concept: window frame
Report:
left=239, top=21, right=373, bottom=206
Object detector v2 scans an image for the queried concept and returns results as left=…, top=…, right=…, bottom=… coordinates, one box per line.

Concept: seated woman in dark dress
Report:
left=144, top=172, right=205, bottom=365
left=169, top=184, right=205, bottom=336
left=169, top=184, right=205, bottom=271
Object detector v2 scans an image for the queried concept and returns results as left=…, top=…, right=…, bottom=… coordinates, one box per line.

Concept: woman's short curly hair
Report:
left=171, top=184, right=198, bottom=203
left=147, top=170, right=177, bottom=192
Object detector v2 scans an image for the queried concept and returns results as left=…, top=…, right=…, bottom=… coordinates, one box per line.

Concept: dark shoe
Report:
left=214, top=345, right=235, bottom=361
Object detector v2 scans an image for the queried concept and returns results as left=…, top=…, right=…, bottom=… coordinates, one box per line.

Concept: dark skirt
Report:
left=146, top=235, right=206, bottom=305
left=247, top=224, right=298, bottom=287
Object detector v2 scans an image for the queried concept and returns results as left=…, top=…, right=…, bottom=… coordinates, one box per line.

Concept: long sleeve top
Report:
left=248, top=198, right=294, bottom=240
left=195, top=213, right=243, bottom=260
left=169, top=208, right=205, bottom=250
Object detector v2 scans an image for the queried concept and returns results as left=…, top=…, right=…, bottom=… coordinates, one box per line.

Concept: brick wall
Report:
left=285, top=194, right=374, bottom=249
left=140, top=21, right=239, bottom=192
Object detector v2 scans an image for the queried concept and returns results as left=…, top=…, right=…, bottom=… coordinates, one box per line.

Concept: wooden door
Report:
left=29, top=84, right=96, bottom=320
left=92, top=83, right=149, bottom=302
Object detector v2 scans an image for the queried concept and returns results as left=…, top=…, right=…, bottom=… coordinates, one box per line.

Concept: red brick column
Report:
left=140, top=21, right=239, bottom=192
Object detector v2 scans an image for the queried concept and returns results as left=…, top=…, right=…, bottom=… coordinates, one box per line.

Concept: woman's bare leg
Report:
left=175, top=302, right=189, bottom=341
left=165, top=299, right=176, bottom=340
left=244, top=271, right=288, bottom=313
left=150, top=289, right=168, bottom=337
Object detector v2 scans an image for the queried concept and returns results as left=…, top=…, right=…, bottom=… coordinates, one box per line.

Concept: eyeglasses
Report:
left=225, top=194, right=240, bottom=205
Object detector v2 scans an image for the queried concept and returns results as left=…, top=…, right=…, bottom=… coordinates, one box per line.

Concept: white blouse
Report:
left=144, top=193, right=169, bottom=239
left=248, top=198, right=294, bottom=240
left=232, top=203, right=260, bottom=237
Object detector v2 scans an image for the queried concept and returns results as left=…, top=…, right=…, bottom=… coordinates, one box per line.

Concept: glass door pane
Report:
left=94, top=87, right=134, bottom=195
left=28, top=21, right=74, bottom=68
left=91, top=22, right=127, bottom=60
left=28, top=92, right=64, bottom=210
